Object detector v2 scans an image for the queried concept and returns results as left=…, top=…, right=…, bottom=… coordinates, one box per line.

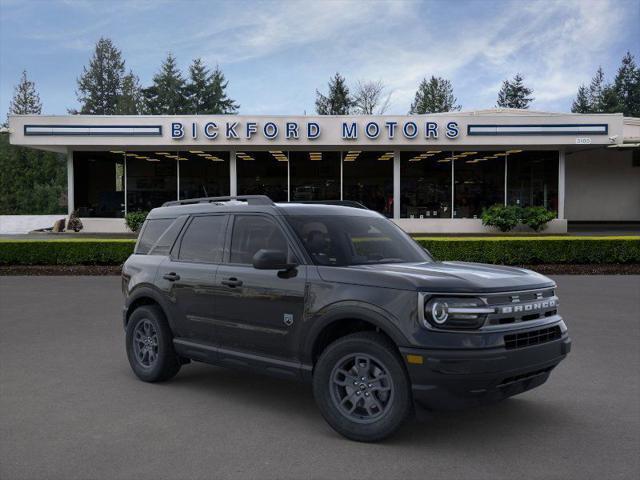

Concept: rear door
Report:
left=212, top=213, right=307, bottom=361
left=158, top=214, right=229, bottom=343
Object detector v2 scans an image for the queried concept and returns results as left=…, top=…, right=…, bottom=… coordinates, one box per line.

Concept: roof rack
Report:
left=162, top=195, right=274, bottom=207
left=293, top=200, right=369, bottom=209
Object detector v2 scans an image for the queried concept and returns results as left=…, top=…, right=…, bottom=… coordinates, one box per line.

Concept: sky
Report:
left=0, top=0, right=638, bottom=117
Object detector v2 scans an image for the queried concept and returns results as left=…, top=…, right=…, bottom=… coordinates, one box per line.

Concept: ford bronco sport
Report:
left=122, top=195, right=571, bottom=441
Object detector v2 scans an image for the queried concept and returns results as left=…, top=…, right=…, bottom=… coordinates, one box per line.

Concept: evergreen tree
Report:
left=587, top=67, right=607, bottom=112
left=613, top=51, right=640, bottom=117
left=116, top=71, right=144, bottom=115
left=185, top=59, right=239, bottom=114
left=8, top=70, right=42, bottom=116
left=75, top=37, right=126, bottom=114
left=571, top=85, right=591, bottom=113
left=207, top=65, right=239, bottom=114
left=315, top=73, right=353, bottom=115
left=496, top=74, right=534, bottom=109
left=409, top=76, right=460, bottom=114
left=144, top=53, right=188, bottom=114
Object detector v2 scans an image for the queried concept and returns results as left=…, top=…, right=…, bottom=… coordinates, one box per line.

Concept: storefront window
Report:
left=453, top=151, right=505, bottom=218
left=400, top=151, right=452, bottom=218
left=126, top=152, right=177, bottom=212
left=177, top=151, right=229, bottom=199
left=73, top=151, right=125, bottom=217
left=507, top=150, right=558, bottom=212
left=343, top=151, right=394, bottom=216
left=289, top=151, right=340, bottom=201
left=236, top=151, right=288, bottom=202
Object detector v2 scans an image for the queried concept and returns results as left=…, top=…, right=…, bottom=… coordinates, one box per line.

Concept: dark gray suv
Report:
left=122, top=195, right=570, bottom=441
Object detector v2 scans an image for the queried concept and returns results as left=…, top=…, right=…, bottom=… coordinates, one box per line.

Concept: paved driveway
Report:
left=1, top=276, right=638, bottom=480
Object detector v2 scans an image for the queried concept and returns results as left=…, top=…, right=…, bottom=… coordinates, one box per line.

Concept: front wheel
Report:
left=125, top=305, right=181, bottom=382
left=313, top=332, right=412, bottom=442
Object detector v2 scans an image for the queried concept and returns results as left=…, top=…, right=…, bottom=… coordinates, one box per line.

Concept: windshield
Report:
left=285, top=214, right=432, bottom=266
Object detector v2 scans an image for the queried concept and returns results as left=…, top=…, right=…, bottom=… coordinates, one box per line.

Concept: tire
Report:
left=125, top=305, right=181, bottom=382
left=313, top=331, right=411, bottom=442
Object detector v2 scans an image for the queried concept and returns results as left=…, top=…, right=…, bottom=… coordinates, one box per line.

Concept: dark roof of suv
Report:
left=147, top=201, right=382, bottom=220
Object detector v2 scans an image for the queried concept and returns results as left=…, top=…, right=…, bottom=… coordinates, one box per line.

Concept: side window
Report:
left=136, top=218, right=173, bottom=254
left=229, top=215, right=290, bottom=265
left=149, top=216, right=187, bottom=255
left=178, top=215, right=227, bottom=263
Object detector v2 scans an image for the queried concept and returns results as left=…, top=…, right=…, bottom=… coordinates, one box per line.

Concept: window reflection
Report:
left=400, top=151, right=452, bottom=218
left=126, top=152, right=177, bottom=212
left=507, top=150, right=558, bottom=211
left=289, top=151, right=340, bottom=201
left=343, top=151, right=394, bottom=216
left=236, top=151, right=288, bottom=202
left=453, top=151, right=505, bottom=218
left=178, top=151, right=229, bottom=199
left=73, top=151, right=125, bottom=218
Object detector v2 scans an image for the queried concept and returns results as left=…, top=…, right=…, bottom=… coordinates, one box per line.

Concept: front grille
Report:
left=485, top=288, right=558, bottom=326
left=504, top=326, right=562, bottom=350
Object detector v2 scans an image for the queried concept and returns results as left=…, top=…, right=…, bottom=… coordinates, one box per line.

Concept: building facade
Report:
left=8, top=109, right=640, bottom=233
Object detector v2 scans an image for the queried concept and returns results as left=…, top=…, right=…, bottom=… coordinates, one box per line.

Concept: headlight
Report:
left=422, top=297, right=494, bottom=329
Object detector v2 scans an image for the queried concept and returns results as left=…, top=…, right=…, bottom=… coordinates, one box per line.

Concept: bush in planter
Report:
left=66, top=210, right=83, bottom=232
left=521, top=206, right=556, bottom=232
left=481, top=205, right=520, bottom=232
left=125, top=210, right=148, bottom=233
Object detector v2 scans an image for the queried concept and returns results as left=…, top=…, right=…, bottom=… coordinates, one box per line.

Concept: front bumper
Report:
left=400, top=332, right=571, bottom=410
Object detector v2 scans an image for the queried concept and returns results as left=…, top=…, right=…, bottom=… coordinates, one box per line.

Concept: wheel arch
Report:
left=125, top=285, right=172, bottom=329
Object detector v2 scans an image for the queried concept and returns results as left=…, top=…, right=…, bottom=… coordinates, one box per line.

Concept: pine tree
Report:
left=116, top=71, right=144, bottom=115
left=496, top=74, right=534, bottom=109
left=613, top=51, right=640, bottom=117
left=587, top=67, right=607, bottom=112
left=143, top=53, right=188, bottom=114
left=315, top=73, right=353, bottom=115
left=8, top=70, right=42, bottom=116
left=207, top=65, right=239, bottom=114
left=409, top=76, right=460, bottom=114
left=571, top=85, right=591, bottom=113
left=75, top=37, right=126, bottom=114
left=185, top=59, right=239, bottom=114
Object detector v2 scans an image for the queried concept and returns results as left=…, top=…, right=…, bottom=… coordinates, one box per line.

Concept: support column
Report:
left=393, top=150, right=400, bottom=219
left=66, top=149, right=74, bottom=216
left=558, top=149, right=566, bottom=219
left=229, top=150, right=237, bottom=196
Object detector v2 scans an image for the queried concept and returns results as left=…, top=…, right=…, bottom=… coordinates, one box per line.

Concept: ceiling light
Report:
left=155, top=152, right=170, bottom=155
left=427, top=150, right=442, bottom=154
left=189, top=150, right=204, bottom=154
left=135, top=156, right=148, bottom=159
left=146, top=158, right=160, bottom=162
left=507, top=150, right=523, bottom=154
left=437, top=159, right=450, bottom=163
left=110, top=150, right=125, bottom=154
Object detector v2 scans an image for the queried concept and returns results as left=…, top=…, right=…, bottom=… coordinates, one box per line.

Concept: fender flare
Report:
left=125, top=285, right=176, bottom=331
left=302, top=301, right=409, bottom=364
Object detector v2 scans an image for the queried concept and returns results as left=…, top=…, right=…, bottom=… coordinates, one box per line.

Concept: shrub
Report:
left=521, top=206, right=556, bottom=232
left=125, top=210, right=148, bottom=233
left=0, top=239, right=135, bottom=265
left=67, top=210, right=83, bottom=232
left=415, top=237, right=640, bottom=265
left=481, top=205, right=520, bottom=232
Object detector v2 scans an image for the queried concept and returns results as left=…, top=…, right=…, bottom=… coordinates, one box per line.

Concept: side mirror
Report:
left=252, top=249, right=296, bottom=270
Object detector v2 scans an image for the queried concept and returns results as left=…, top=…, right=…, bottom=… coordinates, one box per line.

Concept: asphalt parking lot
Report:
left=1, top=276, right=639, bottom=480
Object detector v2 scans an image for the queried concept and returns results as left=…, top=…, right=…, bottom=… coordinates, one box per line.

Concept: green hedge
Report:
left=415, top=237, right=640, bottom=265
left=0, top=237, right=638, bottom=266
left=0, top=239, right=136, bottom=265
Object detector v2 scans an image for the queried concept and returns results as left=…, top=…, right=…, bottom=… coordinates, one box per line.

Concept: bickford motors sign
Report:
left=171, top=119, right=461, bottom=141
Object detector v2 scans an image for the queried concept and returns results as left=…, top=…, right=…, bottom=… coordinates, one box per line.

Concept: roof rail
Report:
left=162, top=195, right=274, bottom=207
left=293, top=200, right=369, bottom=209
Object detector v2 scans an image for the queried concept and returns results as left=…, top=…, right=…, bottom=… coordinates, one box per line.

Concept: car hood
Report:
left=316, top=261, right=554, bottom=293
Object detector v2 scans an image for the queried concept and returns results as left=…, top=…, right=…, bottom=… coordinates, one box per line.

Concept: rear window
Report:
left=178, top=215, right=228, bottom=263
left=136, top=218, right=174, bottom=254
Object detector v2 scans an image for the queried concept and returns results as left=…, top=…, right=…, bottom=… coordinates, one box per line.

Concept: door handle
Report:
left=162, top=272, right=180, bottom=281
left=221, top=277, right=243, bottom=288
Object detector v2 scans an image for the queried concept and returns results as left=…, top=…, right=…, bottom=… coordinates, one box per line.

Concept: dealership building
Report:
left=7, top=109, right=640, bottom=233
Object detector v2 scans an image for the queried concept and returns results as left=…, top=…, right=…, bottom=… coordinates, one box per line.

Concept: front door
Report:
left=212, top=214, right=307, bottom=361
left=158, top=214, right=229, bottom=343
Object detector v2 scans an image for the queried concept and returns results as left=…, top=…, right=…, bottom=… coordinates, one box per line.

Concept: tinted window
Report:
left=230, top=216, right=289, bottom=264
left=136, top=218, right=173, bottom=254
left=148, top=216, right=187, bottom=255
left=286, top=215, right=430, bottom=266
left=178, top=215, right=227, bottom=263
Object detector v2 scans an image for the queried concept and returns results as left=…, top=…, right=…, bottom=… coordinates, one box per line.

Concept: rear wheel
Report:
left=313, top=332, right=411, bottom=442
left=126, top=305, right=181, bottom=382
